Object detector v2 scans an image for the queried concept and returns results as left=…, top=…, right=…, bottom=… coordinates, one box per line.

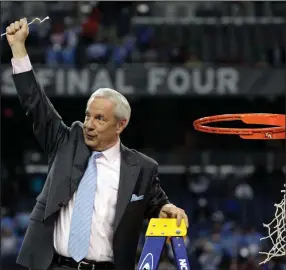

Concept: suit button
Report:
left=58, top=202, right=64, bottom=207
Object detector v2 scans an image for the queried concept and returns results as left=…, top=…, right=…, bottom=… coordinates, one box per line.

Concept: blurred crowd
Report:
left=1, top=1, right=286, bottom=270
left=2, top=108, right=285, bottom=270
left=1, top=1, right=286, bottom=67
left=2, top=158, right=286, bottom=270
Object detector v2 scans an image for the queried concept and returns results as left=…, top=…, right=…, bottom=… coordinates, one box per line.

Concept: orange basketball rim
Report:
left=193, top=113, right=286, bottom=139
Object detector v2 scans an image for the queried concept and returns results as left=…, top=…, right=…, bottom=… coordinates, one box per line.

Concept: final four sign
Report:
left=2, top=64, right=285, bottom=97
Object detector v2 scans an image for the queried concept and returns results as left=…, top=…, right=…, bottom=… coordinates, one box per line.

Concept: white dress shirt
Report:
left=12, top=55, right=121, bottom=262
left=54, top=140, right=121, bottom=261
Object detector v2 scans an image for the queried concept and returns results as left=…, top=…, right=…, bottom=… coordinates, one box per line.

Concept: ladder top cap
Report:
left=146, top=218, right=187, bottom=237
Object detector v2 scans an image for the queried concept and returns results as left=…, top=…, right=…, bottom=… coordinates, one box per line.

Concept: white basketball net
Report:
left=259, top=184, right=286, bottom=264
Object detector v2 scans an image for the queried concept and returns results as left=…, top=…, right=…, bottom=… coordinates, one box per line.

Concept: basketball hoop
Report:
left=193, top=114, right=286, bottom=265
left=193, top=113, right=286, bottom=139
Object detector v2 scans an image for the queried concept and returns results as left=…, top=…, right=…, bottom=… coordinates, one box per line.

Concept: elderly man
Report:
left=6, top=18, right=189, bottom=270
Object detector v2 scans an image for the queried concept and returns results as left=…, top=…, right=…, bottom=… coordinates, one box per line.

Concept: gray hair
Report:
left=88, top=88, right=131, bottom=126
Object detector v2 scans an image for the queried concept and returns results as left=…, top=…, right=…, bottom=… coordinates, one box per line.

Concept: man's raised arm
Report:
left=7, top=18, right=69, bottom=155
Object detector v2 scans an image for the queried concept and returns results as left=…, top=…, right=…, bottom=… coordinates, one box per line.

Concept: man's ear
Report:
left=116, top=119, right=127, bottom=134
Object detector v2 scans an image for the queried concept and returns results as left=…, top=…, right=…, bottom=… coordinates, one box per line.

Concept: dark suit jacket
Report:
left=13, top=70, right=169, bottom=270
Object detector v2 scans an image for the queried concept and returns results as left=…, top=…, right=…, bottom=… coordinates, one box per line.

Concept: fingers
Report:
left=159, top=205, right=189, bottom=229
left=165, top=208, right=189, bottom=228
left=6, top=23, right=16, bottom=34
left=176, top=209, right=188, bottom=228
left=6, top=25, right=12, bottom=35
left=14, top=21, right=20, bottom=31
left=176, top=212, right=183, bottom=227
left=20, top=18, right=25, bottom=27
left=182, top=211, right=189, bottom=228
left=6, top=18, right=28, bottom=35
left=22, top=18, right=29, bottom=32
left=159, top=211, right=168, bottom=218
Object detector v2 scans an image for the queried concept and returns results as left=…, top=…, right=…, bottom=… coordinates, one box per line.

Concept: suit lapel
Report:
left=70, top=129, right=91, bottom=195
left=113, top=144, right=141, bottom=231
left=45, top=126, right=91, bottom=219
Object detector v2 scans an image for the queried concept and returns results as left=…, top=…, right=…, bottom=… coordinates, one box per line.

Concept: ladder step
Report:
left=137, top=219, right=191, bottom=270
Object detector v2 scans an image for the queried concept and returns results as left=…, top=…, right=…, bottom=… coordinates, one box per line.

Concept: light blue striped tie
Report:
left=68, top=152, right=102, bottom=262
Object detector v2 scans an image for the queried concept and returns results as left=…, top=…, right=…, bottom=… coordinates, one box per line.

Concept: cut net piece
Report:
left=259, top=184, right=286, bottom=264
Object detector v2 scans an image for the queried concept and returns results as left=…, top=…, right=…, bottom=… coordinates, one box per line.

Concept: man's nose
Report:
left=85, top=119, right=95, bottom=130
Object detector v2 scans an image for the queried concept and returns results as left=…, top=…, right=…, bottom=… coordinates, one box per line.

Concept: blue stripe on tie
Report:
left=68, top=152, right=102, bottom=262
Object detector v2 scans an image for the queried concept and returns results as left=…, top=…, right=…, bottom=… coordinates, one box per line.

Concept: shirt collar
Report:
left=94, top=139, right=120, bottom=162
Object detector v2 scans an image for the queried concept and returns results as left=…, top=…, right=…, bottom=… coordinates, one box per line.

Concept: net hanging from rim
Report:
left=193, top=113, right=286, bottom=264
left=259, top=185, right=286, bottom=264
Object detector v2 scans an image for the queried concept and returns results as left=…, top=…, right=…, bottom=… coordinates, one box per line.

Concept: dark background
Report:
left=1, top=1, right=286, bottom=270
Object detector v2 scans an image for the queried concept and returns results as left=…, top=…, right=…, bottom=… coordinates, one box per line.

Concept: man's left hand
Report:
left=159, top=204, right=189, bottom=228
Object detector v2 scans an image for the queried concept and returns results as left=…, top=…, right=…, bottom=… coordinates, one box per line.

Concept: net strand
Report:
left=1, top=16, right=49, bottom=37
left=259, top=184, right=286, bottom=264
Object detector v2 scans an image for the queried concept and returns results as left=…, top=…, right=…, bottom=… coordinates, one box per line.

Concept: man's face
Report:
left=83, top=97, right=125, bottom=151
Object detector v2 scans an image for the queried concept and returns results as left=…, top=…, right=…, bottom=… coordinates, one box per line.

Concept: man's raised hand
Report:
left=6, top=18, right=29, bottom=58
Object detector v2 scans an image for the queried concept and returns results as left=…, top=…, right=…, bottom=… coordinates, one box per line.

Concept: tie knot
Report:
left=92, top=152, right=102, bottom=159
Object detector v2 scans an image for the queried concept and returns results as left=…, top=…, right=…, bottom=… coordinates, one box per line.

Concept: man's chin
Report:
left=84, top=137, right=97, bottom=147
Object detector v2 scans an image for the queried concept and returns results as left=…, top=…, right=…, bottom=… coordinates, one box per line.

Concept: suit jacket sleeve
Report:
left=12, top=70, right=69, bottom=156
left=144, top=164, right=170, bottom=219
